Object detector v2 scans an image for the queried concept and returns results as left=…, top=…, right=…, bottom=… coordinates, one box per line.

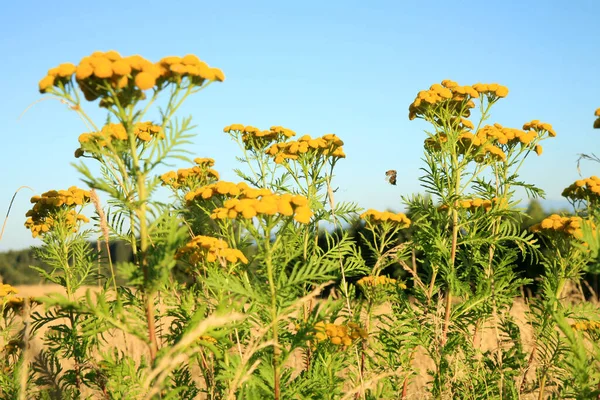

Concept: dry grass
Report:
left=9, top=285, right=544, bottom=398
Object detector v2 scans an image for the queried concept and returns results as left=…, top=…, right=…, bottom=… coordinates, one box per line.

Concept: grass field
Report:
left=7, top=284, right=554, bottom=399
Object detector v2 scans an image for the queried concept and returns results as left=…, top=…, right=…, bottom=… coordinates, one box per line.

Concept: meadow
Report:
left=1, top=50, right=599, bottom=399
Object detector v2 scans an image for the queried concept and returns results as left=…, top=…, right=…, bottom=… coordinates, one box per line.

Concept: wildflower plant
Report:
left=2, top=52, right=599, bottom=400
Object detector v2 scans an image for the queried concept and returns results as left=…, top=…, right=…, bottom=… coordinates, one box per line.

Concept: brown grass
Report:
left=8, top=285, right=543, bottom=398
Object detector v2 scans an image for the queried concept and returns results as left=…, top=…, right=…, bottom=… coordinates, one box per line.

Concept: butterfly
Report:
left=385, top=169, right=397, bottom=185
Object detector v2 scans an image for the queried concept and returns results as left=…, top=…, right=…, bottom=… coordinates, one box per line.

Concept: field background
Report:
left=10, top=284, right=555, bottom=399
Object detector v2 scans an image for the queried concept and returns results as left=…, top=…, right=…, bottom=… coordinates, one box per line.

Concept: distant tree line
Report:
left=0, top=240, right=133, bottom=285
left=318, top=199, right=599, bottom=300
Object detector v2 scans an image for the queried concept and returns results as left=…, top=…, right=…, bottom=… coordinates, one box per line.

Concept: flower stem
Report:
left=265, top=228, right=280, bottom=399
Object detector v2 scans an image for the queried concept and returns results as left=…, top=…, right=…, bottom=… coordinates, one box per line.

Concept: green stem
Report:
left=442, top=153, right=461, bottom=345
left=119, top=108, right=158, bottom=362
left=264, top=226, right=280, bottom=400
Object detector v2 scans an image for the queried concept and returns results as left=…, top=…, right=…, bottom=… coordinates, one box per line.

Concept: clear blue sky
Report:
left=1, top=0, right=598, bottom=251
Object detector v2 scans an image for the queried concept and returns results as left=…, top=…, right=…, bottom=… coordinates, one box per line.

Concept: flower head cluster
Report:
left=529, top=214, right=594, bottom=240
left=198, top=335, right=218, bottom=344
left=593, top=108, right=600, bottom=129
left=160, top=158, right=219, bottom=190
left=439, top=197, right=503, bottom=212
left=76, top=122, right=164, bottom=156
left=185, top=181, right=250, bottom=202
left=266, top=134, right=345, bottom=164
left=360, top=209, right=411, bottom=228
left=571, top=320, right=600, bottom=332
left=212, top=191, right=313, bottom=224
left=224, top=124, right=296, bottom=150
left=471, top=83, right=510, bottom=98
left=409, top=80, right=508, bottom=120
left=39, top=51, right=224, bottom=107
left=314, top=322, right=368, bottom=346
left=176, top=235, right=248, bottom=265
left=425, top=131, right=507, bottom=163
left=424, top=120, right=554, bottom=163
left=357, top=275, right=406, bottom=303
left=1, top=296, right=40, bottom=315
left=562, top=176, right=600, bottom=204
left=25, top=187, right=91, bottom=238
left=357, top=275, right=406, bottom=288
left=0, top=284, right=17, bottom=298
left=523, top=120, right=557, bottom=137
left=186, top=182, right=313, bottom=224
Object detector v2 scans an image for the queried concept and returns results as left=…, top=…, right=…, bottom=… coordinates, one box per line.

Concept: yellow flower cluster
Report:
left=425, top=131, right=507, bottom=162
left=359, top=209, right=411, bottom=228
left=593, top=108, right=600, bottom=129
left=224, top=124, right=296, bottom=150
left=0, top=284, right=17, bottom=297
left=266, top=134, right=345, bottom=164
left=26, top=209, right=90, bottom=238
left=1, top=296, right=40, bottom=314
left=212, top=192, right=313, bottom=224
left=529, top=214, right=594, bottom=240
left=471, top=83, right=510, bottom=98
left=523, top=120, right=557, bottom=137
left=425, top=120, right=555, bottom=162
left=39, top=51, right=224, bottom=106
left=477, top=124, right=535, bottom=146
left=314, top=322, right=368, bottom=346
left=409, top=80, right=508, bottom=120
left=185, top=181, right=252, bottom=202
left=25, top=187, right=91, bottom=238
left=77, top=122, right=164, bottom=150
left=198, top=335, right=218, bottom=344
left=357, top=275, right=403, bottom=288
left=439, top=197, right=502, bottom=212
left=160, top=158, right=219, bottom=190
left=176, top=235, right=248, bottom=265
left=185, top=181, right=313, bottom=224
left=562, top=176, right=600, bottom=203
left=571, top=320, right=600, bottom=332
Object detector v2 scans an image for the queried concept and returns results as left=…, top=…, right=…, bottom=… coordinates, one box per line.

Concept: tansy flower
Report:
left=0, top=284, right=17, bottom=297
left=530, top=214, right=596, bottom=241
left=360, top=209, right=411, bottom=228
left=523, top=120, right=556, bottom=137
left=439, top=197, right=503, bottom=212
left=571, top=320, right=600, bottom=332
left=409, top=80, right=484, bottom=120
left=1, top=296, right=41, bottom=315
left=357, top=275, right=406, bottom=289
left=266, top=133, right=345, bottom=164
left=77, top=122, right=164, bottom=155
left=135, top=72, right=156, bottom=90
left=593, top=108, right=600, bottom=129
left=186, top=182, right=313, bottom=224
left=24, top=187, right=91, bottom=238
left=176, top=235, right=248, bottom=265
left=562, top=176, right=600, bottom=204
left=160, top=159, right=219, bottom=191
left=40, top=51, right=224, bottom=107
left=357, top=276, right=406, bottom=304
left=224, top=124, right=296, bottom=150
left=38, top=75, right=55, bottom=93
left=313, top=321, right=367, bottom=347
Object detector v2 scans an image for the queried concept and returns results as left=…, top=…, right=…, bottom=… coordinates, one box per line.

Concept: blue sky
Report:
left=0, top=0, right=598, bottom=251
